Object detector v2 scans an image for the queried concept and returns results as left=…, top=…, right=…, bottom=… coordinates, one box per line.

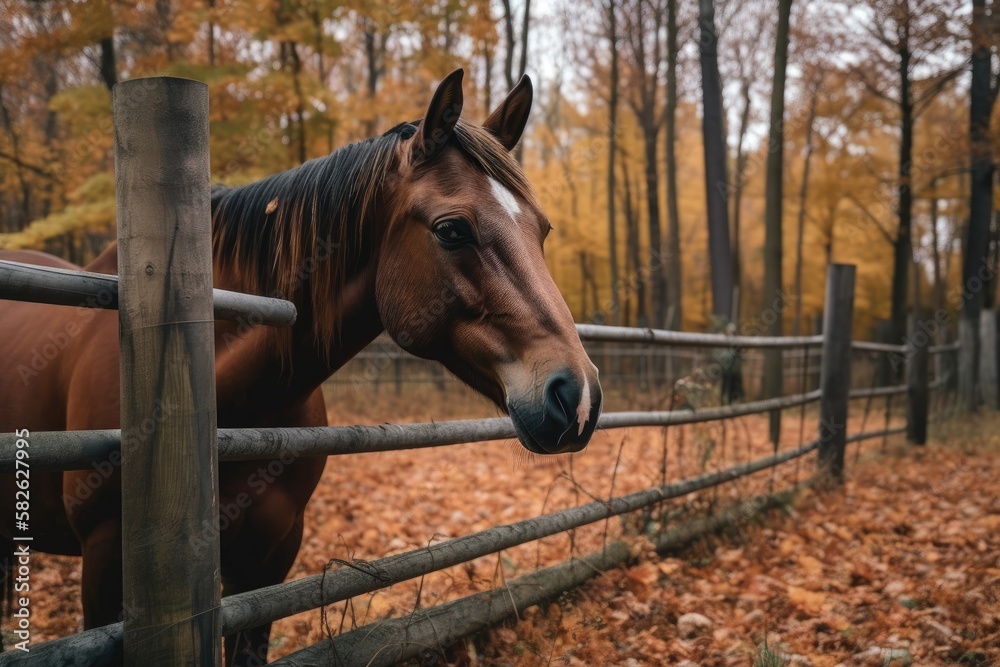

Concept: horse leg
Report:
left=79, top=518, right=124, bottom=628
left=223, top=516, right=304, bottom=667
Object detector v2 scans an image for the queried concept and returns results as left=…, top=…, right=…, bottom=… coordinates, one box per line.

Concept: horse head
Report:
left=375, top=69, right=602, bottom=454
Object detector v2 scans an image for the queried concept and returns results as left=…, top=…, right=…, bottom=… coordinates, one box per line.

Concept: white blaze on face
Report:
left=489, top=177, right=521, bottom=220
left=576, top=377, right=591, bottom=436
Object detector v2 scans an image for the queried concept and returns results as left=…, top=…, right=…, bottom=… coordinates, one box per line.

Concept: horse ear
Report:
left=484, top=74, right=533, bottom=152
left=413, top=68, right=464, bottom=163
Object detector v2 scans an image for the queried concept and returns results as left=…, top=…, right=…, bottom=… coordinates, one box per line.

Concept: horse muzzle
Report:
left=507, top=369, right=603, bottom=454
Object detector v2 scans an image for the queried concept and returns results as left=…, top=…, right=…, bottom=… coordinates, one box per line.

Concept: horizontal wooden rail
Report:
left=850, top=341, right=961, bottom=356
left=0, top=259, right=296, bottom=327
left=221, top=438, right=818, bottom=635
left=271, top=487, right=801, bottom=667
left=848, top=384, right=908, bottom=400
left=23, top=440, right=820, bottom=664
left=576, top=323, right=824, bottom=348
left=845, top=426, right=906, bottom=444
left=850, top=340, right=907, bottom=354
left=0, top=390, right=821, bottom=472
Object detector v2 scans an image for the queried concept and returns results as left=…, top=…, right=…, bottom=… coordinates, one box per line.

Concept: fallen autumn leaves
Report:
left=475, top=416, right=1000, bottom=667
left=11, top=391, right=997, bottom=667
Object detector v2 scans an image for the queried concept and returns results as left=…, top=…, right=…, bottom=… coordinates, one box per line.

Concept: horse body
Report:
left=0, top=246, right=339, bottom=655
left=0, top=70, right=602, bottom=665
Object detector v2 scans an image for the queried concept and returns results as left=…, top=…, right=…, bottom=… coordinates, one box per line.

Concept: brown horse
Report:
left=0, top=69, right=601, bottom=664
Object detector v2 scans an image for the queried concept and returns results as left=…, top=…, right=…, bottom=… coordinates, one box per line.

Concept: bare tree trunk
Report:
left=890, top=34, right=914, bottom=370
left=731, top=80, right=751, bottom=317
left=99, top=37, right=117, bottom=91
left=622, top=154, right=647, bottom=326
left=39, top=62, right=59, bottom=218
left=794, top=81, right=819, bottom=337
left=583, top=252, right=600, bottom=319
left=763, top=0, right=792, bottom=443
left=502, top=0, right=516, bottom=89
left=624, top=0, right=666, bottom=330
left=362, top=20, right=385, bottom=137
left=607, top=0, right=621, bottom=324
left=929, top=193, right=943, bottom=315
left=500, top=0, right=529, bottom=161
left=515, top=0, right=530, bottom=163
left=483, top=41, right=494, bottom=114
left=697, top=0, right=733, bottom=322
left=0, top=87, right=30, bottom=226
left=518, top=0, right=530, bottom=78
left=665, top=0, right=682, bottom=331
left=643, top=116, right=665, bottom=329
left=962, top=0, right=999, bottom=409
left=309, top=9, right=335, bottom=154
left=622, top=179, right=634, bottom=326
left=289, top=42, right=307, bottom=164
left=207, top=0, right=216, bottom=66
left=156, top=0, right=177, bottom=61
left=988, top=211, right=1000, bottom=306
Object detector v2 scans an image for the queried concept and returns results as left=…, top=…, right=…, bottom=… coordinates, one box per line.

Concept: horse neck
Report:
left=212, top=220, right=385, bottom=424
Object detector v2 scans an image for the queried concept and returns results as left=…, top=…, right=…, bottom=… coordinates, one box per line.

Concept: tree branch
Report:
left=0, top=151, right=56, bottom=181
left=913, top=63, right=967, bottom=117
left=853, top=67, right=900, bottom=107
left=846, top=193, right=896, bottom=245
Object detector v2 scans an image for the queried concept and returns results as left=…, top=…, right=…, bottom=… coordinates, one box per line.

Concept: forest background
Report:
left=0, top=0, right=995, bottom=346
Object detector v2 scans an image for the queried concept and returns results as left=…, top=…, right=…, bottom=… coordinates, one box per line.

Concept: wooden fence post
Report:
left=959, top=315, right=978, bottom=410
left=115, top=77, right=221, bottom=666
left=906, top=313, right=929, bottom=445
left=980, top=309, right=998, bottom=409
left=818, top=264, right=855, bottom=483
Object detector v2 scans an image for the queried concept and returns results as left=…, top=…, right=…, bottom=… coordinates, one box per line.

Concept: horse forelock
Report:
left=450, top=122, right=538, bottom=211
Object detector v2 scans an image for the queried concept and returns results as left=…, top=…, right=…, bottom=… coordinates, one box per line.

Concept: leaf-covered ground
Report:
left=473, top=416, right=1000, bottom=667
left=11, top=389, right=998, bottom=667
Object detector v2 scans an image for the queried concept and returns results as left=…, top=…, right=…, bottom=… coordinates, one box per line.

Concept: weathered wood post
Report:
left=959, top=315, right=978, bottom=410
left=980, top=309, right=998, bottom=409
left=115, top=77, right=221, bottom=665
left=818, top=264, right=855, bottom=483
left=906, top=313, right=929, bottom=445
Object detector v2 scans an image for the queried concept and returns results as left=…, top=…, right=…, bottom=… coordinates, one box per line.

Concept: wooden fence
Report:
left=0, top=77, right=963, bottom=666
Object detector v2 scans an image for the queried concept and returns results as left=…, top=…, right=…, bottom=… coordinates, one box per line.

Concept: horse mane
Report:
left=210, top=119, right=536, bottom=361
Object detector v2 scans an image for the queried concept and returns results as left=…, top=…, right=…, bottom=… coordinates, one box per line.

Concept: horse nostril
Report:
left=543, top=372, right=582, bottom=430
left=508, top=370, right=599, bottom=454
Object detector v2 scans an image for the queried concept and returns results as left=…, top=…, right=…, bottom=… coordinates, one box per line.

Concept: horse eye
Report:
left=433, top=218, right=476, bottom=249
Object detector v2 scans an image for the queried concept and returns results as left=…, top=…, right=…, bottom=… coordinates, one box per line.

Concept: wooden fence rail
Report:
left=0, top=389, right=822, bottom=471
left=851, top=340, right=907, bottom=354
left=270, top=488, right=801, bottom=667
left=0, top=259, right=297, bottom=327
left=576, top=323, right=823, bottom=348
